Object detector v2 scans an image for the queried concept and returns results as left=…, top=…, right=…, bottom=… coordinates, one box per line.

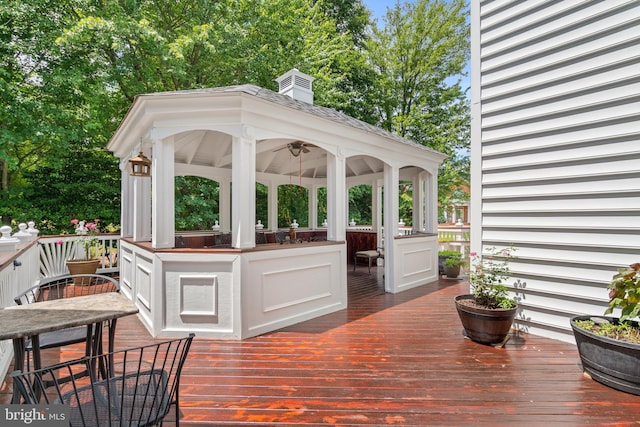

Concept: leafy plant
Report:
left=442, top=251, right=465, bottom=268
left=606, top=262, right=640, bottom=322
left=572, top=263, right=640, bottom=345
left=468, top=246, right=517, bottom=309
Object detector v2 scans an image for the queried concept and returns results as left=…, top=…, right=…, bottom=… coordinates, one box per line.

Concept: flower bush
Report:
left=71, top=218, right=100, bottom=260
left=468, top=246, right=517, bottom=309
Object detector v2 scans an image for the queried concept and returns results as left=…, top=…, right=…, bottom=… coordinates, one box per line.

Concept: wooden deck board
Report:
left=3, top=265, right=640, bottom=425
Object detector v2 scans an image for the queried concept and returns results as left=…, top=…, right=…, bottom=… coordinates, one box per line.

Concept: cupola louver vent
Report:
left=275, top=69, right=315, bottom=104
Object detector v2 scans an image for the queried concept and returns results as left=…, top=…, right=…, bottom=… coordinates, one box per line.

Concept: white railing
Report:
left=438, top=225, right=470, bottom=257
left=38, top=235, right=121, bottom=278
left=0, top=243, right=41, bottom=380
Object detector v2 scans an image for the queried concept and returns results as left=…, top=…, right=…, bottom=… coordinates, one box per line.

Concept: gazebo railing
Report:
left=38, top=235, right=120, bottom=278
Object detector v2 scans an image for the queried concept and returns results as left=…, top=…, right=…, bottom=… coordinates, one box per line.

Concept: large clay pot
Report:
left=66, top=259, right=100, bottom=280
left=455, top=294, right=517, bottom=345
left=570, top=315, right=640, bottom=396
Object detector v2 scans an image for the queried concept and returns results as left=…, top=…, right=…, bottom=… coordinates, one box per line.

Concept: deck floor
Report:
left=3, top=265, right=640, bottom=426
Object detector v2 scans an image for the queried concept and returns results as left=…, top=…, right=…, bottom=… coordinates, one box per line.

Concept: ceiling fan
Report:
left=273, top=141, right=315, bottom=157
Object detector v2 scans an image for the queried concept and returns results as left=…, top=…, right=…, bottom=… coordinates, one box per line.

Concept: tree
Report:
left=368, top=0, right=470, bottom=209
left=1, top=0, right=375, bottom=231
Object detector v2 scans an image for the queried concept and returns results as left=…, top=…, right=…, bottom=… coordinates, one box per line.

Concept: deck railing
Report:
left=0, top=243, right=40, bottom=379
left=38, top=235, right=120, bottom=278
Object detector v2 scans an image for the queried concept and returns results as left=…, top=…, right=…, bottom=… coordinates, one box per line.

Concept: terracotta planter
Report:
left=66, top=259, right=100, bottom=281
left=570, top=315, right=640, bottom=396
left=455, top=294, right=517, bottom=345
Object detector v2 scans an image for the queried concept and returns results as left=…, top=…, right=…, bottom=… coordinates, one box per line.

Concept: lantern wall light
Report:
left=129, top=152, right=152, bottom=177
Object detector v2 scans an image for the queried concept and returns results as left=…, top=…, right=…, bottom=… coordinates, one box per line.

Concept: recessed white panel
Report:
left=262, top=264, right=332, bottom=312
left=180, top=275, right=218, bottom=317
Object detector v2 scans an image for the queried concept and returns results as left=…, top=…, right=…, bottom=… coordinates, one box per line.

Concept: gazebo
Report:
left=107, top=69, right=446, bottom=339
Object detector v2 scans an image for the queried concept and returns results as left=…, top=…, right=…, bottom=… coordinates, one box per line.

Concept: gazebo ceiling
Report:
left=173, top=130, right=385, bottom=180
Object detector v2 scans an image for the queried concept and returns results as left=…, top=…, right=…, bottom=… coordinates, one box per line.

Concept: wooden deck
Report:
left=3, top=265, right=640, bottom=425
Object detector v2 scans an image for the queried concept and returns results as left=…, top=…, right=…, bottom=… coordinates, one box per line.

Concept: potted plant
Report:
left=442, top=252, right=465, bottom=279
left=454, top=246, right=518, bottom=346
left=438, top=249, right=460, bottom=275
left=65, top=218, right=101, bottom=278
left=570, top=262, right=640, bottom=395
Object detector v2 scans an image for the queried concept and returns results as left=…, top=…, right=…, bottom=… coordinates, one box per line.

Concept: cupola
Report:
left=275, top=68, right=315, bottom=104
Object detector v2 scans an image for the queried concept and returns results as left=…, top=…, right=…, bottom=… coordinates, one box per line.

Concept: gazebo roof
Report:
left=108, top=83, right=446, bottom=181
left=137, top=84, right=441, bottom=154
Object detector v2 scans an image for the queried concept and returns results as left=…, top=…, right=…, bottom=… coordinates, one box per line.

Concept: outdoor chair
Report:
left=353, top=247, right=384, bottom=274
left=11, top=334, right=195, bottom=427
left=13, top=274, right=120, bottom=370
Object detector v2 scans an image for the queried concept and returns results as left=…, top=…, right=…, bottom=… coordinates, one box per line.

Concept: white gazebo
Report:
left=107, top=69, right=446, bottom=339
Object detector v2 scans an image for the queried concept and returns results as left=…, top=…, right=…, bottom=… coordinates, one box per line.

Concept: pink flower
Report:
left=86, top=222, right=97, bottom=230
left=469, top=251, right=477, bottom=256
left=70, top=219, right=79, bottom=225
left=56, top=240, right=63, bottom=245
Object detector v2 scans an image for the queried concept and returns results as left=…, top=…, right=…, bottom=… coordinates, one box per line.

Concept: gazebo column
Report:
left=412, top=172, right=426, bottom=233
left=151, top=135, right=175, bottom=249
left=373, top=178, right=383, bottom=245
left=120, top=165, right=133, bottom=238
left=426, top=171, right=438, bottom=234
left=327, top=152, right=346, bottom=242
left=132, top=174, right=151, bottom=242
left=220, top=178, right=231, bottom=233
left=309, top=184, right=319, bottom=230
left=268, top=181, right=278, bottom=231
left=383, top=164, right=399, bottom=291
left=231, top=128, right=256, bottom=248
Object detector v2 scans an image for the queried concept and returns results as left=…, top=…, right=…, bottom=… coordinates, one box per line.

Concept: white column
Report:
left=374, top=178, right=383, bottom=245
left=133, top=175, right=151, bottom=242
left=220, top=178, right=231, bottom=233
left=151, top=136, right=175, bottom=249
left=309, top=184, right=318, bottom=230
left=120, top=165, right=133, bottom=238
left=231, top=127, right=256, bottom=248
left=427, top=171, right=438, bottom=234
left=327, top=151, right=346, bottom=241
left=383, top=164, right=399, bottom=291
left=268, top=181, right=278, bottom=231
left=413, top=172, right=427, bottom=233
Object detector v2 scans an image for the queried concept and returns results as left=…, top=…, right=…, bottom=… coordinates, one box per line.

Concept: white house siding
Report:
left=471, top=0, right=640, bottom=343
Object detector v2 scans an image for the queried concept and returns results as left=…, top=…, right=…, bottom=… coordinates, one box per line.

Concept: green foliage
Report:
left=9, top=148, right=120, bottom=234
left=575, top=319, right=640, bottom=345
left=605, top=262, right=640, bottom=322
left=1, top=0, right=470, bottom=232
left=278, top=185, right=308, bottom=228
left=174, top=176, right=219, bottom=231
left=348, top=185, right=372, bottom=224
left=367, top=0, right=470, bottom=210
left=469, top=246, right=517, bottom=309
left=438, top=250, right=461, bottom=258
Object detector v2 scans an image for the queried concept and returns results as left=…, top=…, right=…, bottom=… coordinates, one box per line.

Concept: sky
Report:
left=363, top=0, right=393, bottom=21
left=362, top=0, right=471, bottom=92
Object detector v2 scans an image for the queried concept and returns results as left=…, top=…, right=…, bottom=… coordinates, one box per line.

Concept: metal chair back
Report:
left=13, top=274, right=120, bottom=368
left=11, top=334, right=195, bottom=427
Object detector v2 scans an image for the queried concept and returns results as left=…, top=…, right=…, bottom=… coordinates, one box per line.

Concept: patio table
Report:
left=0, top=292, right=139, bottom=402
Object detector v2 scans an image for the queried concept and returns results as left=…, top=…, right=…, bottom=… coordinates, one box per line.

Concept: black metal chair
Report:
left=11, top=334, right=195, bottom=427
left=14, top=274, right=120, bottom=370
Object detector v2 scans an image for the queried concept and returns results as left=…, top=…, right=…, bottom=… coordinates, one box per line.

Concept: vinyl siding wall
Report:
left=471, top=0, right=640, bottom=343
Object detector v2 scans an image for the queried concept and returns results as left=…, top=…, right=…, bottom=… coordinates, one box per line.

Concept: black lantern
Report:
left=129, top=152, right=151, bottom=177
